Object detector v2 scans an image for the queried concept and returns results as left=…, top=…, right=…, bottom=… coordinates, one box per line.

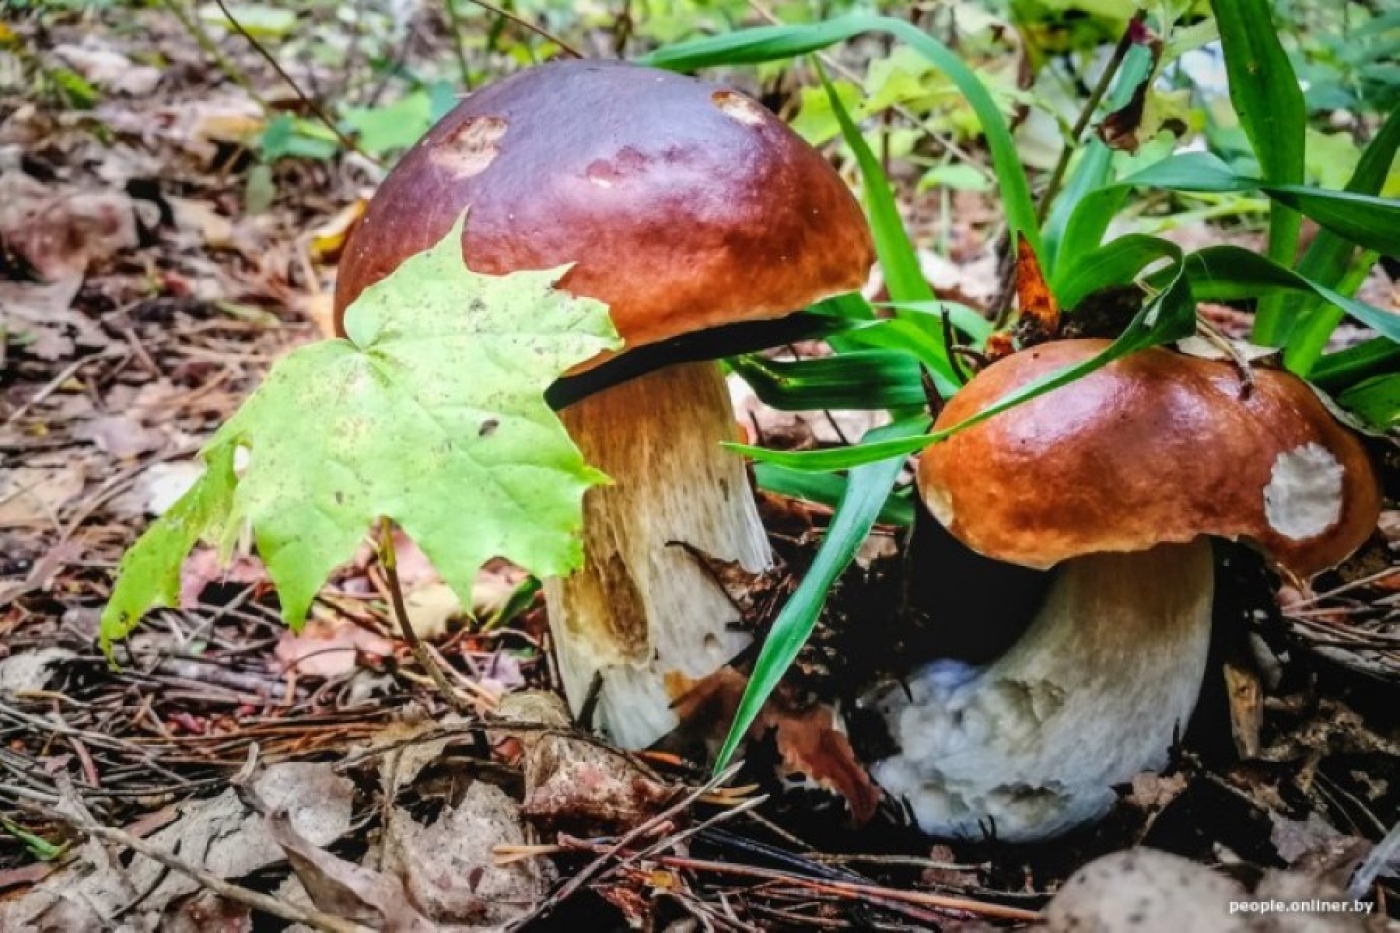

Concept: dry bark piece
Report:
left=334, top=59, right=874, bottom=748
left=870, top=340, right=1380, bottom=842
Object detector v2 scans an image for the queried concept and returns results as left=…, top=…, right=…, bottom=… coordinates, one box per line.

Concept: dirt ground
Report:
left=1, top=5, right=1397, bottom=931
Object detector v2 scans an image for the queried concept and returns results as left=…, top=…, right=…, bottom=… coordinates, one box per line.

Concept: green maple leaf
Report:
left=101, top=216, right=620, bottom=655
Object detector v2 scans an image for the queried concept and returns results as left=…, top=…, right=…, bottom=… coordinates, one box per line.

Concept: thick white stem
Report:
left=545, top=361, right=771, bottom=748
left=866, top=540, right=1214, bottom=842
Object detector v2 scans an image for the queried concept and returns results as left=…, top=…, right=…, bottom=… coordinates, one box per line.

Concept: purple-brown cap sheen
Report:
left=917, top=339, right=1381, bottom=578
left=333, top=59, right=875, bottom=359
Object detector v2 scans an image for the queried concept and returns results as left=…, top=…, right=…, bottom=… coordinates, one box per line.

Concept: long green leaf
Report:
left=1054, top=234, right=1178, bottom=310
left=1286, top=105, right=1400, bottom=373
left=1213, top=0, right=1306, bottom=344
left=1338, top=374, right=1400, bottom=430
left=1311, top=337, right=1400, bottom=391
left=1261, top=187, right=1400, bottom=256
left=642, top=14, right=1039, bottom=252
left=729, top=351, right=925, bottom=411
left=1185, top=245, right=1400, bottom=343
left=727, top=244, right=1196, bottom=472
left=713, top=418, right=926, bottom=771
left=755, top=464, right=914, bottom=526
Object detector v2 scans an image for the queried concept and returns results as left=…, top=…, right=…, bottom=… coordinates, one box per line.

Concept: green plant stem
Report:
left=1037, top=10, right=1143, bottom=224
left=461, top=0, right=585, bottom=58
left=376, top=517, right=471, bottom=713
left=442, top=0, right=474, bottom=89
left=211, top=0, right=369, bottom=161
left=157, top=0, right=268, bottom=110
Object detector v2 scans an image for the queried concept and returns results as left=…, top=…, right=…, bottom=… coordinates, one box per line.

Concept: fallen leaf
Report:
left=769, top=704, right=879, bottom=826
left=52, top=43, right=161, bottom=95
left=180, top=547, right=266, bottom=608
left=77, top=414, right=168, bottom=459
left=0, top=173, right=138, bottom=281
left=403, top=583, right=462, bottom=641
left=0, top=647, right=76, bottom=693
left=496, top=691, right=678, bottom=835
left=169, top=197, right=235, bottom=249
left=307, top=199, right=367, bottom=262
left=265, top=809, right=436, bottom=932
left=384, top=781, right=554, bottom=926
left=0, top=276, right=88, bottom=360
left=0, top=464, right=86, bottom=528
left=274, top=614, right=395, bottom=678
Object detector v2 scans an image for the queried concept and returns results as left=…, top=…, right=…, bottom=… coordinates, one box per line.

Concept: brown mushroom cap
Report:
left=333, top=59, right=874, bottom=355
left=917, top=339, right=1380, bottom=578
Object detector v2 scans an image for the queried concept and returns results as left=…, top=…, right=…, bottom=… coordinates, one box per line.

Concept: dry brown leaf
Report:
left=179, top=548, right=266, bottom=608
left=768, top=704, right=879, bottom=826
left=669, top=668, right=879, bottom=825
left=274, top=614, right=394, bottom=678
left=384, top=782, right=554, bottom=927
left=496, top=691, right=678, bottom=835
left=0, top=173, right=138, bottom=281
left=266, top=807, right=437, bottom=932
left=0, top=464, right=86, bottom=528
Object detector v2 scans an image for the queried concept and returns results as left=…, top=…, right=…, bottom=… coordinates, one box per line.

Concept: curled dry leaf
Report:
left=265, top=809, right=436, bottom=932
left=0, top=763, right=353, bottom=930
left=274, top=614, right=395, bottom=679
left=0, top=172, right=138, bottom=281
left=670, top=667, right=879, bottom=825
left=384, top=781, right=554, bottom=927
left=495, top=691, right=678, bottom=835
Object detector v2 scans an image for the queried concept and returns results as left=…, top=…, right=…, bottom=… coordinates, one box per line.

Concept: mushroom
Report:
left=863, top=339, right=1380, bottom=842
left=334, top=60, right=874, bottom=748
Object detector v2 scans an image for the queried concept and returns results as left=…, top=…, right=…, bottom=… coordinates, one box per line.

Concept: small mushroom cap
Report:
left=917, top=339, right=1380, bottom=578
left=334, top=60, right=874, bottom=357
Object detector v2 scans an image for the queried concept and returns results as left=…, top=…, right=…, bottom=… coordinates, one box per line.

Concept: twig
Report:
left=461, top=0, right=584, bottom=58
left=155, top=0, right=268, bottom=109
left=654, top=853, right=1041, bottom=922
left=375, top=518, right=472, bottom=714
left=38, top=787, right=369, bottom=933
left=1036, top=10, right=1145, bottom=223
left=509, top=763, right=745, bottom=927
left=211, top=0, right=371, bottom=161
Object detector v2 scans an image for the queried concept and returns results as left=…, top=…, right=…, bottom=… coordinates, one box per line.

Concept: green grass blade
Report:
left=1262, top=187, right=1400, bottom=256
left=712, top=418, right=926, bottom=771
left=1054, top=234, right=1178, bottom=310
left=727, top=245, right=1195, bottom=473
left=1043, top=42, right=1155, bottom=274
left=1337, top=374, right=1400, bottom=430
left=1285, top=105, right=1400, bottom=374
left=1212, top=0, right=1306, bottom=344
left=643, top=15, right=1039, bottom=252
left=1311, top=337, right=1400, bottom=391
left=1185, top=245, right=1400, bottom=343
left=729, top=351, right=925, bottom=411
left=755, top=464, right=914, bottom=526
left=819, top=65, right=933, bottom=309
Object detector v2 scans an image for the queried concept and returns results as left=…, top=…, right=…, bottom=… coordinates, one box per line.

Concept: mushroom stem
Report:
left=544, top=360, right=770, bottom=749
left=866, top=539, right=1214, bottom=842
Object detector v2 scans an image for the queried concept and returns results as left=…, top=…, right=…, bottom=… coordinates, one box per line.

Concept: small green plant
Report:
left=102, top=216, right=620, bottom=654
left=642, top=0, right=1400, bottom=769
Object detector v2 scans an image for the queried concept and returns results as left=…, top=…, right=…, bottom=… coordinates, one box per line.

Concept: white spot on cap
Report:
left=711, top=90, right=766, bottom=126
left=429, top=116, right=507, bottom=178
left=1263, top=443, right=1344, bottom=540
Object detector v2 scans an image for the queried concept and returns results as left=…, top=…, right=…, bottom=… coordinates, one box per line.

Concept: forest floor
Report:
left=0, top=5, right=1397, bottom=931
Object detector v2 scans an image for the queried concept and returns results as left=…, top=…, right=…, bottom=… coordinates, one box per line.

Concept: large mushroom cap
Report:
left=334, top=59, right=875, bottom=354
left=918, top=339, right=1380, bottom=578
